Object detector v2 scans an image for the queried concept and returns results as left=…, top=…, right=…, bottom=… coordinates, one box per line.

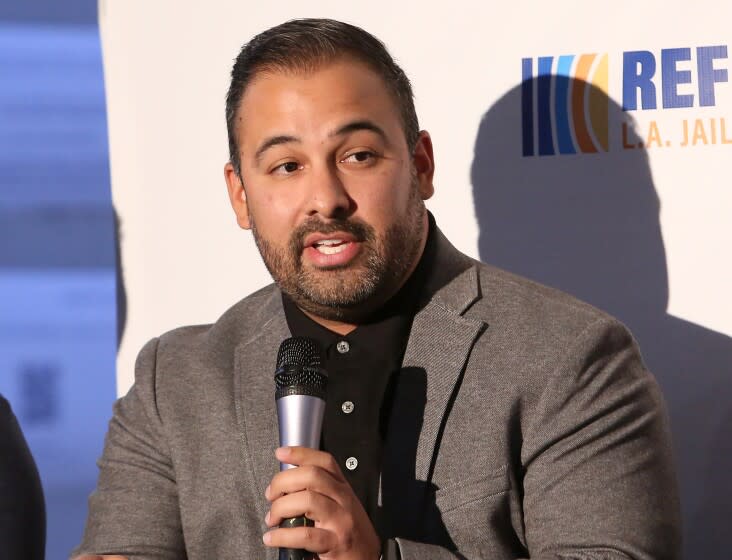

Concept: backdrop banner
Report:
left=99, top=2, right=731, bottom=557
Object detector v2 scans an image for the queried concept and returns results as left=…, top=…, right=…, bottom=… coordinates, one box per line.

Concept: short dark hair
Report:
left=225, top=18, right=420, bottom=175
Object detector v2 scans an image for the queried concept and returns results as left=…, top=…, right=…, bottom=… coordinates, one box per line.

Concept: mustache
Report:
left=290, top=218, right=375, bottom=253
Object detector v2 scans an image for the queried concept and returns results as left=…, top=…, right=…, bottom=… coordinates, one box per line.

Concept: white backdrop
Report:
left=99, top=2, right=731, bottom=557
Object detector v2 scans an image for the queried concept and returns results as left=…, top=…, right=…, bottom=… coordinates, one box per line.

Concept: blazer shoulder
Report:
left=426, top=226, right=612, bottom=334
left=152, top=283, right=280, bottom=351
left=472, top=261, right=617, bottom=329
left=132, top=283, right=282, bottom=387
left=465, top=261, right=637, bottom=375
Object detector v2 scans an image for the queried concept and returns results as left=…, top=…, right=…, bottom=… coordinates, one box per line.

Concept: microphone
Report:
left=274, top=337, right=328, bottom=560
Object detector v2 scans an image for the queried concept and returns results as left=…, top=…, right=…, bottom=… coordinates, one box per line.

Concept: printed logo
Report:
left=521, top=54, right=609, bottom=156
left=521, top=45, right=730, bottom=156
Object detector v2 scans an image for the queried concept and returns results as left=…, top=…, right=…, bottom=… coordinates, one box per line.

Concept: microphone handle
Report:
left=278, top=516, right=316, bottom=560
left=275, top=394, right=326, bottom=560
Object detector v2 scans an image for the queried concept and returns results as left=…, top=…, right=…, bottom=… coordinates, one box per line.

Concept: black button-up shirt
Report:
left=282, top=216, right=436, bottom=522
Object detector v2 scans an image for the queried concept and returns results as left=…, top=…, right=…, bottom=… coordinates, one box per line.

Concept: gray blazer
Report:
left=75, top=229, right=681, bottom=559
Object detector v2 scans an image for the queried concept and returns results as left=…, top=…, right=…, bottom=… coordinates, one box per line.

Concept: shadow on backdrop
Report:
left=471, top=77, right=732, bottom=559
left=115, top=208, right=127, bottom=350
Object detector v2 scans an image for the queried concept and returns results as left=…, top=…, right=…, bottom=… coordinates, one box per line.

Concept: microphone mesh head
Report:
left=276, top=337, right=321, bottom=369
left=275, top=337, right=327, bottom=400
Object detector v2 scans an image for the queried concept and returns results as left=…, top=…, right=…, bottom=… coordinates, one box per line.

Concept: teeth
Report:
left=315, top=239, right=343, bottom=246
left=316, top=243, right=348, bottom=255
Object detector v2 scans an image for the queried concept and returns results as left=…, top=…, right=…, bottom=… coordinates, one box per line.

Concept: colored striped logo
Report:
left=522, top=54, right=609, bottom=156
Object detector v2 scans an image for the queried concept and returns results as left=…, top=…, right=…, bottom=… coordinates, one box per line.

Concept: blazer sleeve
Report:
left=72, top=337, right=185, bottom=560
left=393, top=318, right=681, bottom=560
left=0, top=395, right=46, bottom=560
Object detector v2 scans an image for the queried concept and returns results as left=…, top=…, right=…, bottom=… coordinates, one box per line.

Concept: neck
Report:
left=299, top=310, right=358, bottom=335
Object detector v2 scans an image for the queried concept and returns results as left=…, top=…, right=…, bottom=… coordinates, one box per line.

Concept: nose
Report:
left=304, top=162, right=352, bottom=219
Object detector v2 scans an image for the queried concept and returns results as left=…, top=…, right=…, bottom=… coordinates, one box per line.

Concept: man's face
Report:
left=224, top=59, right=434, bottom=322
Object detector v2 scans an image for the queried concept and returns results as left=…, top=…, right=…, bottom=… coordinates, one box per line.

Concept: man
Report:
left=0, top=394, right=46, bottom=560
left=74, top=19, right=681, bottom=560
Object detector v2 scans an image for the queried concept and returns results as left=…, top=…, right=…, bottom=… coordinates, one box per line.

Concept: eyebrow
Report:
left=253, top=120, right=388, bottom=164
left=330, top=120, right=387, bottom=142
left=254, top=135, right=299, bottom=164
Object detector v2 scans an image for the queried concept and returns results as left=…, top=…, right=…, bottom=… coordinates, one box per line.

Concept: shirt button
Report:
left=345, top=457, right=358, bottom=471
left=341, top=400, right=355, bottom=414
left=336, top=340, right=350, bottom=354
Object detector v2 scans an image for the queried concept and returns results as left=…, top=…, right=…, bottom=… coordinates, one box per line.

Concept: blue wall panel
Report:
left=0, top=12, right=116, bottom=559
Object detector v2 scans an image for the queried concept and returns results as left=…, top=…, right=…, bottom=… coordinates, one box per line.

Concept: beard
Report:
left=250, top=184, right=426, bottom=322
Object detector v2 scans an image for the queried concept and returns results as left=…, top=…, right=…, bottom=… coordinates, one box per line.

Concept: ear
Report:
left=412, top=130, right=435, bottom=200
left=224, top=161, right=252, bottom=230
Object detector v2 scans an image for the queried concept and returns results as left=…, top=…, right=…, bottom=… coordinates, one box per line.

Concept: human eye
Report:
left=340, top=150, right=378, bottom=165
left=270, top=160, right=302, bottom=176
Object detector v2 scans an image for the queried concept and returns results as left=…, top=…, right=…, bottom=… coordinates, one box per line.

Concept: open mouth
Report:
left=312, top=239, right=351, bottom=255
left=301, top=228, right=365, bottom=268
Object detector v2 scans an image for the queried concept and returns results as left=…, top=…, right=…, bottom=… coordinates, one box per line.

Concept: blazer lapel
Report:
left=379, top=236, right=486, bottom=540
left=403, top=263, right=486, bottom=482
left=233, top=291, right=290, bottom=526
